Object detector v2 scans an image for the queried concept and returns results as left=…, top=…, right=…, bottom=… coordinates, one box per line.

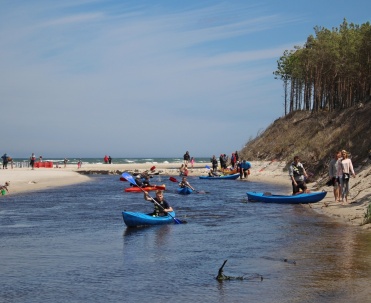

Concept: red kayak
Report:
left=124, top=185, right=166, bottom=192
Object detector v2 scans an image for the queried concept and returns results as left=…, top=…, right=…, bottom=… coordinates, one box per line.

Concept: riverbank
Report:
left=1, top=160, right=370, bottom=229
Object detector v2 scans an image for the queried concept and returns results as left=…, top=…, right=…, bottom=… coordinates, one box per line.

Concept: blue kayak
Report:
left=122, top=211, right=176, bottom=227
left=199, top=173, right=240, bottom=180
left=246, top=191, right=327, bottom=204
left=177, top=187, right=193, bottom=195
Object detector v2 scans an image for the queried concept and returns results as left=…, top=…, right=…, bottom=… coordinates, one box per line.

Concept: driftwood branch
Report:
left=216, top=260, right=263, bottom=281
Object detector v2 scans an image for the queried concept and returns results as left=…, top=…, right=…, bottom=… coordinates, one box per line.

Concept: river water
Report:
left=1, top=175, right=370, bottom=302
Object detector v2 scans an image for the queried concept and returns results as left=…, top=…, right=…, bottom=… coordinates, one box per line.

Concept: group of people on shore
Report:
left=328, top=150, right=356, bottom=204
left=289, top=151, right=356, bottom=203
left=103, top=155, right=112, bottom=164
left=211, top=151, right=240, bottom=172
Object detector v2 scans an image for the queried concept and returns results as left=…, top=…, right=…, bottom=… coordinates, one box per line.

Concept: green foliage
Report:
left=364, top=203, right=371, bottom=225
left=274, top=19, right=371, bottom=114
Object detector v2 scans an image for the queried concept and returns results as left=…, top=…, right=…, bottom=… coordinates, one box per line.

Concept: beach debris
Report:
left=216, top=260, right=264, bottom=282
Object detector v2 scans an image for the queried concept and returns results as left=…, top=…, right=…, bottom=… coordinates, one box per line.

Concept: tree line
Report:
left=274, top=19, right=371, bottom=115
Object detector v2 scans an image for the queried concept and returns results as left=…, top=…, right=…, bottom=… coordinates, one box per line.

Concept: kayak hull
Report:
left=246, top=191, right=327, bottom=204
left=125, top=185, right=166, bottom=192
left=199, top=173, right=240, bottom=180
left=122, top=211, right=176, bottom=227
left=177, top=187, right=193, bottom=195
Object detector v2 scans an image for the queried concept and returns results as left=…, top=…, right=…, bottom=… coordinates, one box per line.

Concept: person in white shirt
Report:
left=339, top=150, right=356, bottom=204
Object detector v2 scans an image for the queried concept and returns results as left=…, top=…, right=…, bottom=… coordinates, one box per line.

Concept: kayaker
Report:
left=142, top=175, right=155, bottom=188
left=289, top=156, right=309, bottom=195
left=133, top=175, right=143, bottom=187
left=179, top=176, right=195, bottom=190
left=144, top=190, right=173, bottom=217
left=208, top=170, right=219, bottom=177
left=179, top=164, right=189, bottom=176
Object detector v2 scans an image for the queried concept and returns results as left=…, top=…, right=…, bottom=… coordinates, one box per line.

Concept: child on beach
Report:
left=1, top=181, right=10, bottom=195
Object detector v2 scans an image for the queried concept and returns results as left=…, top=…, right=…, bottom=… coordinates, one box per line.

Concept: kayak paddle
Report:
left=122, top=172, right=184, bottom=224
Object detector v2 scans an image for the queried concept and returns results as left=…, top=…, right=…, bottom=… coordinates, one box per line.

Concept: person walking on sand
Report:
left=289, top=156, right=309, bottom=195
left=329, top=151, right=342, bottom=202
left=340, top=150, right=356, bottom=204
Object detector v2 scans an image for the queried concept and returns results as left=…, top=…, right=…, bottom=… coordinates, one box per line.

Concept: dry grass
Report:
left=239, top=102, right=371, bottom=180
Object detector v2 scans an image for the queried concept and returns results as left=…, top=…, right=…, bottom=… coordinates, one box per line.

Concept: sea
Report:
left=1, top=158, right=371, bottom=302
left=8, top=157, right=211, bottom=168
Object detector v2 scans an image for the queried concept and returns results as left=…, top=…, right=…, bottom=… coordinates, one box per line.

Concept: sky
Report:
left=1, top=0, right=370, bottom=158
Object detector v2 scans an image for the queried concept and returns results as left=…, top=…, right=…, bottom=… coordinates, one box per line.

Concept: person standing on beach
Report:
left=8, top=156, right=14, bottom=169
left=30, top=153, right=36, bottom=170
left=190, top=157, right=195, bottom=169
left=235, top=151, right=239, bottom=163
left=289, top=156, right=309, bottom=195
left=63, top=158, right=68, bottom=168
left=230, top=153, right=236, bottom=168
left=211, top=155, right=218, bottom=172
left=2, top=153, right=9, bottom=169
left=329, top=151, right=342, bottom=202
left=108, top=156, right=112, bottom=164
left=340, top=150, right=356, bottom=204
left=183, top=151, right=190, bottom=165
left=219, top=154, right=225, bottom=170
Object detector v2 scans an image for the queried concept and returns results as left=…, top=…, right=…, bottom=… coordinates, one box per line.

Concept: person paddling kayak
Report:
left=178, top=176, right=195, bottom=191
left=144, top=190, right=173, bottom=217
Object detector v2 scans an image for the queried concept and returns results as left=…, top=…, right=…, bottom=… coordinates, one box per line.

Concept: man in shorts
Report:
left=289, top=156, right=309, bottom=195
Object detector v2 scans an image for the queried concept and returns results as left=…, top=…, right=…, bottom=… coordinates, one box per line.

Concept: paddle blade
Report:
left=150, top=166, right=156, bottom=171
left=122, top=172, right=136, bottom=186
left=169, top=177, right=178, bottom=183
left=205, top=165, right=210, bottom=169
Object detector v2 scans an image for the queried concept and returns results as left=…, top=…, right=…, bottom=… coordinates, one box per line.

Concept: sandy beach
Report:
left=1, top=160, right=371, bottom=229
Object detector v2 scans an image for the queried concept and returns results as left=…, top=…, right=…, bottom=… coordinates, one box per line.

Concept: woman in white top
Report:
left=340, top=150, right=356, bottom=204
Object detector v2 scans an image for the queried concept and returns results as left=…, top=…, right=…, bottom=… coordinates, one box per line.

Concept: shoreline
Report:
left=1, top=160, right=370, bottom=229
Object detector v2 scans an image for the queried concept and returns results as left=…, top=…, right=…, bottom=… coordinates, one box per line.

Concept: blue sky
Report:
left=1, top=0, right=370, bottom=158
